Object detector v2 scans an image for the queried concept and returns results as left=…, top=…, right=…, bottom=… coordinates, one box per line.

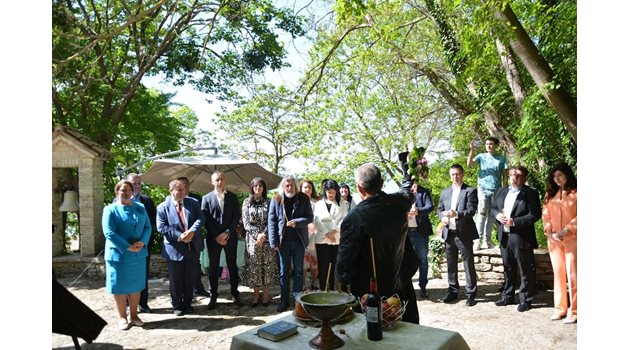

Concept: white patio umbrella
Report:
left=141, top=155, right=282, bottom=194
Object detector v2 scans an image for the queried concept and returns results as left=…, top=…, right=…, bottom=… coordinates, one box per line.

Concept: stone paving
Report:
left=52, top=274, right=577, bottom=350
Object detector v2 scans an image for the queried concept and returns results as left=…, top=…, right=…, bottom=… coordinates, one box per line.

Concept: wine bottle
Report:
left=366, top=277, right=383, bottom=341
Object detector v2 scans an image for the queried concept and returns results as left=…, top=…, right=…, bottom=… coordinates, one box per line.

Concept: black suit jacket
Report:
left=201, top=190, right=241, bottom=244
left=336, top=185, right=417, bottom=298
left=437, top=183, right=479, bottom=241
left=491, top=185, right=542, bottom=249
left=413, top=185, right=434, bottom=236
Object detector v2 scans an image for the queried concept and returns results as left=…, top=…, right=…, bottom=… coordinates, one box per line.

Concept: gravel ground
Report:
left=52, top=274, right=577, bottom=350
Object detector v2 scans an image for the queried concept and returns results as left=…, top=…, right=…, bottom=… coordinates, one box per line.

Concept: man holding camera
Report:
left=467, top=136, right=508, bottom=251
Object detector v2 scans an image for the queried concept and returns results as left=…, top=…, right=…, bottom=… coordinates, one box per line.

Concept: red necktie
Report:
left=176, top=202, right=187, bottom=231
left=176, top=202, right=191, bottom=250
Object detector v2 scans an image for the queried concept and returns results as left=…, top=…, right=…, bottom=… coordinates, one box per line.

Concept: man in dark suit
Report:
left=408, top=180, right=434, bottom=298
left=491, top=165, right=542, bottom=312
left=157, top=179, right=204, bottom=316
left=176, top=177, right=210, bottom=298
left=437, top=164, right=479, bottom=306
left=268, top=176, right=314, bottom=312
left=127, top=173, right=157, bottom=313
left=336, top=159, right=420, bottom=324
left=201, top=171, right=243, bottom=309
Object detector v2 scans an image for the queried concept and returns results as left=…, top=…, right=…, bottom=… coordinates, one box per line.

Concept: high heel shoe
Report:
left=261, top=296, right=270, bottom=307
left=252, top=296, right=261, bottom=307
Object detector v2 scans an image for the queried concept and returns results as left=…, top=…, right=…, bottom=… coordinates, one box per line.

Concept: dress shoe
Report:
left=517, top=301, right=532, bottom=312
left=173, top=309, right=185, bottom=316
left=551, top=312, right=567, bottom=321
left=233, top=295, right=244, bottom=307
left=184, top=305, right=194, bottom=314
left=195, top=290, right=210, bottom=297
left=466, top=296, right=476, bottom=307
left=441, top=292, right=458, bottom=303
left=419, top=288, right=429, bottom=298
left=208, top=297, right=218, bottom=310
left=129, top=317, right=144, bottom=327
left=276, top=302, right=289, bottom=312
left=139, top=304, right=152, bottom=313
left=118, top=319, right=132, bottom=331
left=563, top=315, right=577, bottom=324
left=494, top=296, right=516, bottom=306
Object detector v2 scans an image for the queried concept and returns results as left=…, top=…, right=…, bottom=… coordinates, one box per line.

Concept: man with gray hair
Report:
left=268, top=176, right=314, bottom=312
left=336, top=158, right=420, bottom=324
left=157, top=179, right=204, bottom=316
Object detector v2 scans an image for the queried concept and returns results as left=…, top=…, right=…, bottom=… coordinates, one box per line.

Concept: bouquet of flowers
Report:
left=407, top=146, right=429, bottom=181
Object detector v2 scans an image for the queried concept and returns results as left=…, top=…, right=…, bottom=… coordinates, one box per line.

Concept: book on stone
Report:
left=257, top=321, right=299, bottom=342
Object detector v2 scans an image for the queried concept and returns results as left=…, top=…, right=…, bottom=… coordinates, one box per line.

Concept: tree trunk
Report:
left=495, top=38, right=525, bottom=118
left=466, top=83, right=520, bottom=160
left=495, top=3, right=577, bottom=141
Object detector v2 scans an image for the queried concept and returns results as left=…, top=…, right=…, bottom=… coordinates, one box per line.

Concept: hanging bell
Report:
left=59, top=190, right=80, bottom=212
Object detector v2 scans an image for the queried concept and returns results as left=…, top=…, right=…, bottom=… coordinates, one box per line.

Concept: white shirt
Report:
left=449, top=185, right=461, bottom=229
left=214, top=189, right=225, bottom=212
left=408, top=203, right=418, bottom=228
left=502, top=186, right=521, bottom=232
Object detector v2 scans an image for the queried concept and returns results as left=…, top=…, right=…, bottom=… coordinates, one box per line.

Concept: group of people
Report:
left=100, top=137, right=577, bottom=330
left=440, top=136, right=577, bottom=324
left=99, top=170, right=366, bottom=329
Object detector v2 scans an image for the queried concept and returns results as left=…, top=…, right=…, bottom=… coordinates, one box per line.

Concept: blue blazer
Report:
left=437, top=183, right=479, bottom=241
left=102, top=202, right=152, bottom=262
left=268, top=192, right=314, bottom=249
left=157, top=196, right=204, bottom=261
left=413, top=185, right=434, bottom=236
left=201, top=190, right=241, bottom=244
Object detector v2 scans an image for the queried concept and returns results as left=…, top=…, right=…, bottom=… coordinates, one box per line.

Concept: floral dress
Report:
left=241, top=196, right=278, bottom=288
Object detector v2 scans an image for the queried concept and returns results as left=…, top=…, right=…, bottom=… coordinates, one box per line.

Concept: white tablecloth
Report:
left=230, top=312, right=471, bottom=350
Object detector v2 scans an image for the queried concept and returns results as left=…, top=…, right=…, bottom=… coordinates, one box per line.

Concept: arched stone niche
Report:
left=52, top=126, right=110, bottom=257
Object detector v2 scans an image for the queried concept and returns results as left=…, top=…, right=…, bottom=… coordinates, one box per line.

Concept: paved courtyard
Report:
left=52, top=273, right=577, bottom=350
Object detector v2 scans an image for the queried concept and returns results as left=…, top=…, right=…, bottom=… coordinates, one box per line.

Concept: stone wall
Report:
left=52, top=254, right=170, bottom=280
left=438, top=248, right=553, bottom=290
left=53, top=249, right=554, bottom=289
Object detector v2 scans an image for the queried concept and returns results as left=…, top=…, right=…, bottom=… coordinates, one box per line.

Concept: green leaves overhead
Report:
left=53, top=0, right=307, bottom=150
left=213, top=84, right=308, bottom=174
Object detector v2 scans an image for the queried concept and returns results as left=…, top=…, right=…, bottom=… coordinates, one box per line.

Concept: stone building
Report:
left=52, top=126, right=110, bottom=257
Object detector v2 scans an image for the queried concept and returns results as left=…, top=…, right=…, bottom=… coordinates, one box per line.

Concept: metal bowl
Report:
left=296, top=292, right=356, bottom=322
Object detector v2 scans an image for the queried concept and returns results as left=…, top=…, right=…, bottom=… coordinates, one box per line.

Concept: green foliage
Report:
left=333, top=0, right=370, bottom=24
left=63, top=212, right=80, bottom=255
left=213, top=84, right=309, bottom=174
left=428, top=236, right=445, bottom=278
left=100, top=90, right=204, bottom=202
left=53, top=0, right=306, bottom=151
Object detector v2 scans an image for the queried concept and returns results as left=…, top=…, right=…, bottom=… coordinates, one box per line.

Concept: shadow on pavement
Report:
left=143, top=315, right=265, bottom=331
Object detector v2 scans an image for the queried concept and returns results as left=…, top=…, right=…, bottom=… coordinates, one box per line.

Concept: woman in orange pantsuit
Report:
left=542, top=162, right=577, bottom=324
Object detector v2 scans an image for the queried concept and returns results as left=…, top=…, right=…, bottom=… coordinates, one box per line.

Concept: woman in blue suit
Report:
left=102, top=180, right=152, bottom=330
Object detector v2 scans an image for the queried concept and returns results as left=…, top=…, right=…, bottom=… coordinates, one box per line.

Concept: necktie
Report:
left=176, top=202, right=191, bottom=250
left=176, top=202, right=187, bottom=231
